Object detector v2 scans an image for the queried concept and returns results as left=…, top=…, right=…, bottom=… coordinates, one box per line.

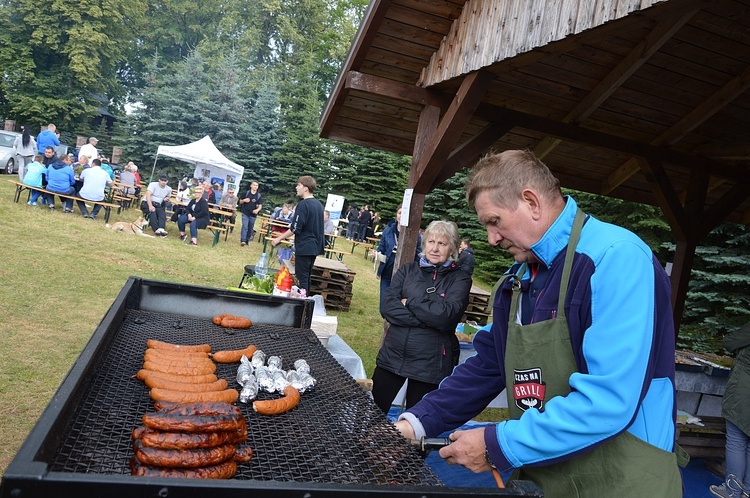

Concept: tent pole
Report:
left=150, top=154, right=159, bottom=184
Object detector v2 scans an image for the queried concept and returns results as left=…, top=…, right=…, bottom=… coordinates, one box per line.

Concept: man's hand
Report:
left=439, top=428, right=492, bottom=473
left=271, top=236, right=280, bottom=246
left=149, top=205, right=155, bottom=212
left=393, top=420, right=415, bottom=440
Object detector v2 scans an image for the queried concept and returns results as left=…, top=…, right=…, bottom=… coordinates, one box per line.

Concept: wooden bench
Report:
left=207, top=224, right=227, bottom=247
left=325, top=247, right=347, bottom=261
left=348, top=239, right=374, bottom=257
left=8, top=180, right=121, bottom=222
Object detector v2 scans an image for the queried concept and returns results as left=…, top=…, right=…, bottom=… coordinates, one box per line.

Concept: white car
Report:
left=0, top=130, right=21, bottom=174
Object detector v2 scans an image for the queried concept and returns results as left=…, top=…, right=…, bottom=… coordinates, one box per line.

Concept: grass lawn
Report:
left=0, top=178, right=504, bottom=476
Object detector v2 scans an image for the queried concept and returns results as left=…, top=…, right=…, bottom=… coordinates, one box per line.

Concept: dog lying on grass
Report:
left=105, top=217, right=155, bottom=237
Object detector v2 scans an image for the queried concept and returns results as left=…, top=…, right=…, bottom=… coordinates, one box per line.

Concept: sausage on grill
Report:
left=252, top=385, right=301, bottom=415
left=136, top=370, right=218, bottom=385
left=146, top=339, right=212, bottom=353
left=211, top=345, right=258, bottom=364
left=142, top=411, right=244, bottom=433
left=135, top=428, right=245, bottom=450
left=149, top=388, right=239, bottom=404
left=130, top=457, right=238, bottom=478
left=143, top=352, right=216, bottom=367
left=142, top=360, right=217, bottom=376
left=133, top=439, right=237, bottom=468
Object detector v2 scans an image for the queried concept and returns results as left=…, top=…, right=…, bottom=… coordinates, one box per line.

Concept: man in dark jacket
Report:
left=346, top=204, right=359, bottom=240
left=358, top=205, right=372, bottom=241
left=239, top=181, right=262, bottom=245
left=457, top=239, right=476, bottom=276
left=271, top=176, right=325, bottom=294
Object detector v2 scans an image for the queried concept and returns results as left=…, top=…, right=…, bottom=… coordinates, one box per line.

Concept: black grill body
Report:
left=1, top=277, right=542, bottom=497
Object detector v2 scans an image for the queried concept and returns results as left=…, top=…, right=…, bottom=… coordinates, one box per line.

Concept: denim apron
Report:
left=503, top=209, right=683, bottom=497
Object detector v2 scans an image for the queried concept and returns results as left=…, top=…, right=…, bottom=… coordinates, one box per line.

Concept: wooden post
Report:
left=111, top=147, right=123, bottom=164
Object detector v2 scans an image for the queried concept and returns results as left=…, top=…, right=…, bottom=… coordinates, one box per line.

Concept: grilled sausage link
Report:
left=149, top=388, right=239, bottom=404
left=211, top=345, right=258, bottom=364
left=252, top=385, right=301, bottom=415
left=142, top=411, right=244, bottom=433
left=142, top=354, right=216, bottom=370
left=142, top=360, right=216, bottom=376
left=220, top=316, right=253, bottom=329
left=136, top=428, right=247, bottom=450
left=212, top=314, right=232, bottom=325
left=147, top=339, right=212, bottom=353
left=130, top=457, right=238, bottom=478
left=136, top=369, right=218, bottom=385
left=133, top=439, right=237, bottom=468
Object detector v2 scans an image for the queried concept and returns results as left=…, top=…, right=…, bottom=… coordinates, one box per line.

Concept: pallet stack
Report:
left=462, top=285, right=491, bottom=325
left=310, top=256, right=356, bottom=312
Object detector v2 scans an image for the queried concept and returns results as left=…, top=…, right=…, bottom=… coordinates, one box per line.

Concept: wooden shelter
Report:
left=320, top=0, right=750, bottom=330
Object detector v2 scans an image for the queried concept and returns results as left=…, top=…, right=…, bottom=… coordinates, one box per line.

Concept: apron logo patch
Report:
left=513, top=367, right=546, bottom=411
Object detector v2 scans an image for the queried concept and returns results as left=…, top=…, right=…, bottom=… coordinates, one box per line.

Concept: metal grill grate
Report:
left=48, top=310, right=442, bottom=486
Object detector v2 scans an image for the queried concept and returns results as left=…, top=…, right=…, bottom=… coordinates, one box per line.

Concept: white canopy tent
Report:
left=151, top=136, right=244, bottom=194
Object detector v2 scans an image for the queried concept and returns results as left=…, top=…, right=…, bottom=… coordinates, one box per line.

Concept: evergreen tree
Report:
left=0, top=0, right=147, bottom=128
left=668, top=222, right=750, bottom=351
left=240, top=85, right=281, bottom=193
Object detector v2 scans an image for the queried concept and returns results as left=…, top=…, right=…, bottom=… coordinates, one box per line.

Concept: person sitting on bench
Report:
left=44, top=154, right=76, bottom=212
left=75, top=159, right=113, bottom=219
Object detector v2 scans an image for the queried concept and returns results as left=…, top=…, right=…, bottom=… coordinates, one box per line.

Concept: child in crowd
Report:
left=23, top=154, right=47, bottom=206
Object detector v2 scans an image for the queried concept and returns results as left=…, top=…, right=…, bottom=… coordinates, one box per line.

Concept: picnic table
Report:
left=8, top=180, right=121, bottom=223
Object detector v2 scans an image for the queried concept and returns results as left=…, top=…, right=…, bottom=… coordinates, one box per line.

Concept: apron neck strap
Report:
left=557, top=209, right=586, bottom=319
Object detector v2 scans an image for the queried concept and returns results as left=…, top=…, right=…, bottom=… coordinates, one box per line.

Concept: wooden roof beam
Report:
left=320, top=0, right=394, bottom=137
left=343, top=70, right=449, bottom=108
left=475, top=105, right=750, bottom=183
left=535, top=8, right=698, bottom=159
left=412, top=70, right=495, bottom=194
left=430, top=122, right=515, bottom=190
left=697, top=182, right=750, bottom=238
left=601, top=63, right=750, bottom=194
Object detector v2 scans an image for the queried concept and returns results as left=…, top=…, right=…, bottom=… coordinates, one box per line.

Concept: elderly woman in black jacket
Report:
left=177, top=186, right=210, bottom=246
left=372, top=220, right=472, bottom=416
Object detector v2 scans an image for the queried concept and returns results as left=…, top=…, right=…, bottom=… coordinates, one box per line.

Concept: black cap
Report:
left=158, top=174, right=168, bottom=181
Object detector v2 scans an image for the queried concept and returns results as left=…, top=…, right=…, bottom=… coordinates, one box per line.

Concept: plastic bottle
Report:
left=255, top=253, right=268, bottom=279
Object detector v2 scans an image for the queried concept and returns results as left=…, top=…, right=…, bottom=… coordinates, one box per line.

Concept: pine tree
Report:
left=240, top=85, right=281, bottom=193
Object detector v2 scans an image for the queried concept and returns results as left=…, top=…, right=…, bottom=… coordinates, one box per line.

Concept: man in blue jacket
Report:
left=394, top=149, right=683, bottom=497
left=36, top=124, right=60, bottom=154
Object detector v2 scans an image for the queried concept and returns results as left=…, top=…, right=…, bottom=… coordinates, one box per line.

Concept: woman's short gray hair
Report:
left=421, top=220, right=460, bottom=261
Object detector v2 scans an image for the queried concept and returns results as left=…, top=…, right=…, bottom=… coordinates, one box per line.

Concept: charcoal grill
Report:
left=1, top=277, right=542, bottom=497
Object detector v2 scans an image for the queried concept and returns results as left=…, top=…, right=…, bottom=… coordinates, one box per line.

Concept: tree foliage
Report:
left=0, top=0, right=147, bottom=129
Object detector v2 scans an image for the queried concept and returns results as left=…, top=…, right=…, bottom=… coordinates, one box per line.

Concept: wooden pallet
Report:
left=310, top=277, right=353, bottom=293
left=676, top=416, right=726, bottom=459
left=312, top=256, right=356, bottom=282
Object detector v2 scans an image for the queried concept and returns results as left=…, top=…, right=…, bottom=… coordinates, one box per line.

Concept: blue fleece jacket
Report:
left=45, top=160, right=75, bottom=193
left=406, top=197, right=676, bottom=472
